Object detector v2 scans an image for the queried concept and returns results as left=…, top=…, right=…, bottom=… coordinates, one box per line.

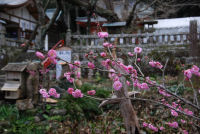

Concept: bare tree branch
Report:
left=126, top=0, right=140, bottom=27
left=42, top=0, right=62, bottom=39
left=65, top=0, right=119, bottom=22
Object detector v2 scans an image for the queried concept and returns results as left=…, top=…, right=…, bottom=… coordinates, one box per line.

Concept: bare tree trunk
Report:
left=35, top=0, right=46, bottom=49
left=34, top=0, right=61, bottom=50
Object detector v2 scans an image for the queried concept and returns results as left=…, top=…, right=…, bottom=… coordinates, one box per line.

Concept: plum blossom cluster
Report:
left=47, top=49, right=57, bottom=64
left=184, top=65, right=200, bottom=80
left=35, top=49, right=57, bottom=65
left=161, top=99, right=194, bottom=120
left=67, top=88, right=83, bottom=98
left=143, top=122, right=164, bottom=132
left=103, top=42, right=112, bottom=48
left=158, top=88, right=171, bottom=97
left=64, top=72, right=74, bottom=83
left=87, top=90, right=96, bottom=95
left=149, top=61, right=163, bottom=69
left=98, top=32, right=108, bottom=38
left=67, top=88, right=96, bottom=98
left=167, top=121, right=178, bottom=128
left=39, top=88, right=60, bottom=98
left=63, top=61, right=82, bottom=83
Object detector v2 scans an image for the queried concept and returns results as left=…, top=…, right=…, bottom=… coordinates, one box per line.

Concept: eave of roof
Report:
left=76, top=16, right=107, bottom=22
left=102, top=22, right=126, bottom=27
left=1, top=63, right=28, bottom=72
left=0, top=0, right=30, bottom=8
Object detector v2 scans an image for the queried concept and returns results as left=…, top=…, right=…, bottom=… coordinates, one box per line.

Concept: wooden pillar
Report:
left=75, top=7, right=80, bottom=34
left=66, top=8, right=71, bottom=46
left=189, top=20, right=199, bottom=60
left=0, top=23, right=6, bottom=46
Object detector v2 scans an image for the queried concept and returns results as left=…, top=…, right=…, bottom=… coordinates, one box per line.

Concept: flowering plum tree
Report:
left=35, top=32, right=200, bottom=134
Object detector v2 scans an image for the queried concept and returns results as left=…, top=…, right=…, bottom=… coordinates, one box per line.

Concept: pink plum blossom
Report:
left=182, top=130, right=188, bottom=134
left=74, top=61, right=81, bottom=66
left=167, top=122, right=178, bottom=128
left=149, top=61, right=156, bottom=67
left=88, top=62, right=95, bottom=69
left=87, top=90, right=96, bottom=95
left=64, top=72, right=71, bottom=78
left=149, top=61, right=163, bottom=69
left=67, top=88, right=74, bottom=94
left=137, top=58, right=141, bottom=62
left=172, top=102, right=178, bottom=108
left=112, top=61, right=115, bottom=66
left=49, top=57, right=57, bottom=64
left=72, top=89, right=84, bottom=98
left=42, top=92, right=50, bottom=98
left=48, top=49, right=57, bottom=59
left=54, top=93, right=60, bottom=98
left=183, top=108, right=193, bottom=115
left=126, top=81, right=130, bottom=86
left=155, top=62, right=163, bottom=69
left=145, top=77, right=156, bottom=85
left=35, top=51, right=45, bottom=59
left=191, top=65, right=199, bottom=74
left=143, top=122, right=148, bottom=127
left=171, top=109, right=178, bottom=117
left=89, top=51, right=94, bottom=55
left=113, top=76, right=119, bottom=81
left=69, top=64, right=74, bottom=70
left=128, top=52, right=134, bottom=56
left=64, top=72, right=74, bottom=83
left=39, top=89, right=47, bottom=94
left=76, top=72, right=81, bottom=79
left=184, top=69, right=192, bottom=79
left=103, top=42, right=112, bottom=48
left=148, top=124, right=158, bottom=132
left=158, top=88, right=171, bottom=97
left=159, top=126, right=165, bottom=131
left=98, top=32, right=108, bottom=38
left=100, top=52, right=107, bottom=57
left=127, top=65, right=134, bottom=74
left=134, top=47, right=142, bottom=54
left=20, top=43, right=26, bottom=47
left=85, top=54, right=88, bottom=58
left=139, top=83, right=149, bottom=90
left=181, top=119, right=186, bottom=124
left=48, top=88, right=57, bottom=96
left=108, top=69, right=116, bottom=78
left=113, top=81, right=122, bottom=90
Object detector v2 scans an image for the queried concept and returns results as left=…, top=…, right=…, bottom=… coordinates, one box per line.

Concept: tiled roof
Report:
left=0, top=0, right=28, bottom=6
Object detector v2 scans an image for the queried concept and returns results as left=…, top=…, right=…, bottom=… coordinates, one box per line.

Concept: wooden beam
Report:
left=1, top=11, right=37, bottom=24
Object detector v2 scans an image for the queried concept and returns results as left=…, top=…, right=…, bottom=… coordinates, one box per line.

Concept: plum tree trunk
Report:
left=115, top=74, right=140, bottom=134
left=120, top=99, right=140, bottom=134
left=112, top=56, right=140, bottom=134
